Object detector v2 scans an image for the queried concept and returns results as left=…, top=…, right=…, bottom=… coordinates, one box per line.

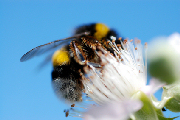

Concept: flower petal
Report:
left=141, top=78, right=165, bottom=96
left=84, top=100, right=142, bottom=120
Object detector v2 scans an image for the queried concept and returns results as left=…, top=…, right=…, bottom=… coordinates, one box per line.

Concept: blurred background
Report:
left=1, top=0, right=180, bottom=120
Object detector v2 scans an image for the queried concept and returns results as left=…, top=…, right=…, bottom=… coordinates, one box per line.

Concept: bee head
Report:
left=94, top=23, right=118, bottom=42
left=75, top=23, right=118, bottom=42
left=106, top=29, right=118, bottom=41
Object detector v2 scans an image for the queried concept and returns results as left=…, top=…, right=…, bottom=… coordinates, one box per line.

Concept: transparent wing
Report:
left=20, top=32, right=90, bottom=62
left=20, top=37, right=75, bottom=62
left=35, top=51, right=55, bottom=71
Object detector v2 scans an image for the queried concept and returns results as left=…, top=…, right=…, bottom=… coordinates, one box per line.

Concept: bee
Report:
left=20, top=23, right=121, bottom=103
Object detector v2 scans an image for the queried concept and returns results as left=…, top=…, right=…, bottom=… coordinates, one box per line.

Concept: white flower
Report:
left=148, top=33, right=180, bottom=84
left=81, top=39, right=163, bottom=119
left=84, top=100, right=142, bottom=120
left=168, top=32, right=180, bottom=55
left=83, top=39, right=148, bottom=105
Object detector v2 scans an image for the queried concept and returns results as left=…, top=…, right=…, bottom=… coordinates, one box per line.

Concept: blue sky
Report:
left=1, top=0, right=180, bottom=120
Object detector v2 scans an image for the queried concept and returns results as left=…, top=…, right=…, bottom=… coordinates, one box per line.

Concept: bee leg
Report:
left=70, top=41, right=87, bottom=65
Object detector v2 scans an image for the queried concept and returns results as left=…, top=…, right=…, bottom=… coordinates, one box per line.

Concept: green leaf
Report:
left=165, top=98, right=180, bottom=112
left=162, top=84, right=180, bottom=112
left=132, top=91, right=179, bottom=120
left=132, top=91, right=159, bottom=120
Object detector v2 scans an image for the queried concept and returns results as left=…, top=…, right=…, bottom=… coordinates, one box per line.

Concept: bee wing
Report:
left=36, top=51, right=54, bottom=71
left=20, top=37, right=75, bottom=62
left=20, top=32, right=90, bottom=62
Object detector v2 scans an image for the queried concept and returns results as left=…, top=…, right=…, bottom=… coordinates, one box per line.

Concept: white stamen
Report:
left=83, top=39, right=147, bottom=104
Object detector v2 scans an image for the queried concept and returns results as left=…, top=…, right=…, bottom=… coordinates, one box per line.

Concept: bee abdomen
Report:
left=51, top=65, right=84, bottom=102
left=52, top=77, right=83, bottom=102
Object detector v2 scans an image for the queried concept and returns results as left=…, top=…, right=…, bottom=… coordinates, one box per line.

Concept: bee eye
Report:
left=110, top=36, right=116, bottom=41
left=85, top=31, right=90, bottom=35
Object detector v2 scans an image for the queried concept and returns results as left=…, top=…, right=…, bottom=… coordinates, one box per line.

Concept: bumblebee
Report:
left=20, top=23, right=120, bottom=103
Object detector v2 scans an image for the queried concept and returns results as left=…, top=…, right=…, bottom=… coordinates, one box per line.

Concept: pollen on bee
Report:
left=135, top=39, right=141, bottom=44
left=96, top=45, right=102, bottom=51
left=117, top=44, right=121, bottom=48
left=89, top=90, right=93, bottom=94
left=110, top=53, right=114, bottom=56
left=83, top=89, right=86, bottom=93
left=107, top=51, right=111, bottom=54
left=71, top=104, right=75, bottom=107
left=78, top=69, right=82, bottom=73
left=118, top=52, right=122, bottom=56
left=79, top=97, right=83, bottom=101
left=107, top=40, right=111, bottom=44
left=81, top=37, right=86, bottom=41
left=90, top=75, right=95, bottom=80
left=101, top=60, right=108, bottom=66
left=123, top=39, right=128, bottom=44
left=112, top=39, right=115, bottom=43
left=118, top=47, right=122, bottom=51
left=64, top=110, right=69, bottom=117
left=84, top=66, right=90, bottom=73
left=144, top=42, right=148, bottom=48
left=118, top=37, right=122, bottom=41
left=92, top=45, right=96, bottom=50
left=104, top=52, right=109, bottom=57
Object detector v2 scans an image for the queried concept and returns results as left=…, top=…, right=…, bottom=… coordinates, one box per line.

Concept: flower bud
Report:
left=148, top=34, right=180, bottom=85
